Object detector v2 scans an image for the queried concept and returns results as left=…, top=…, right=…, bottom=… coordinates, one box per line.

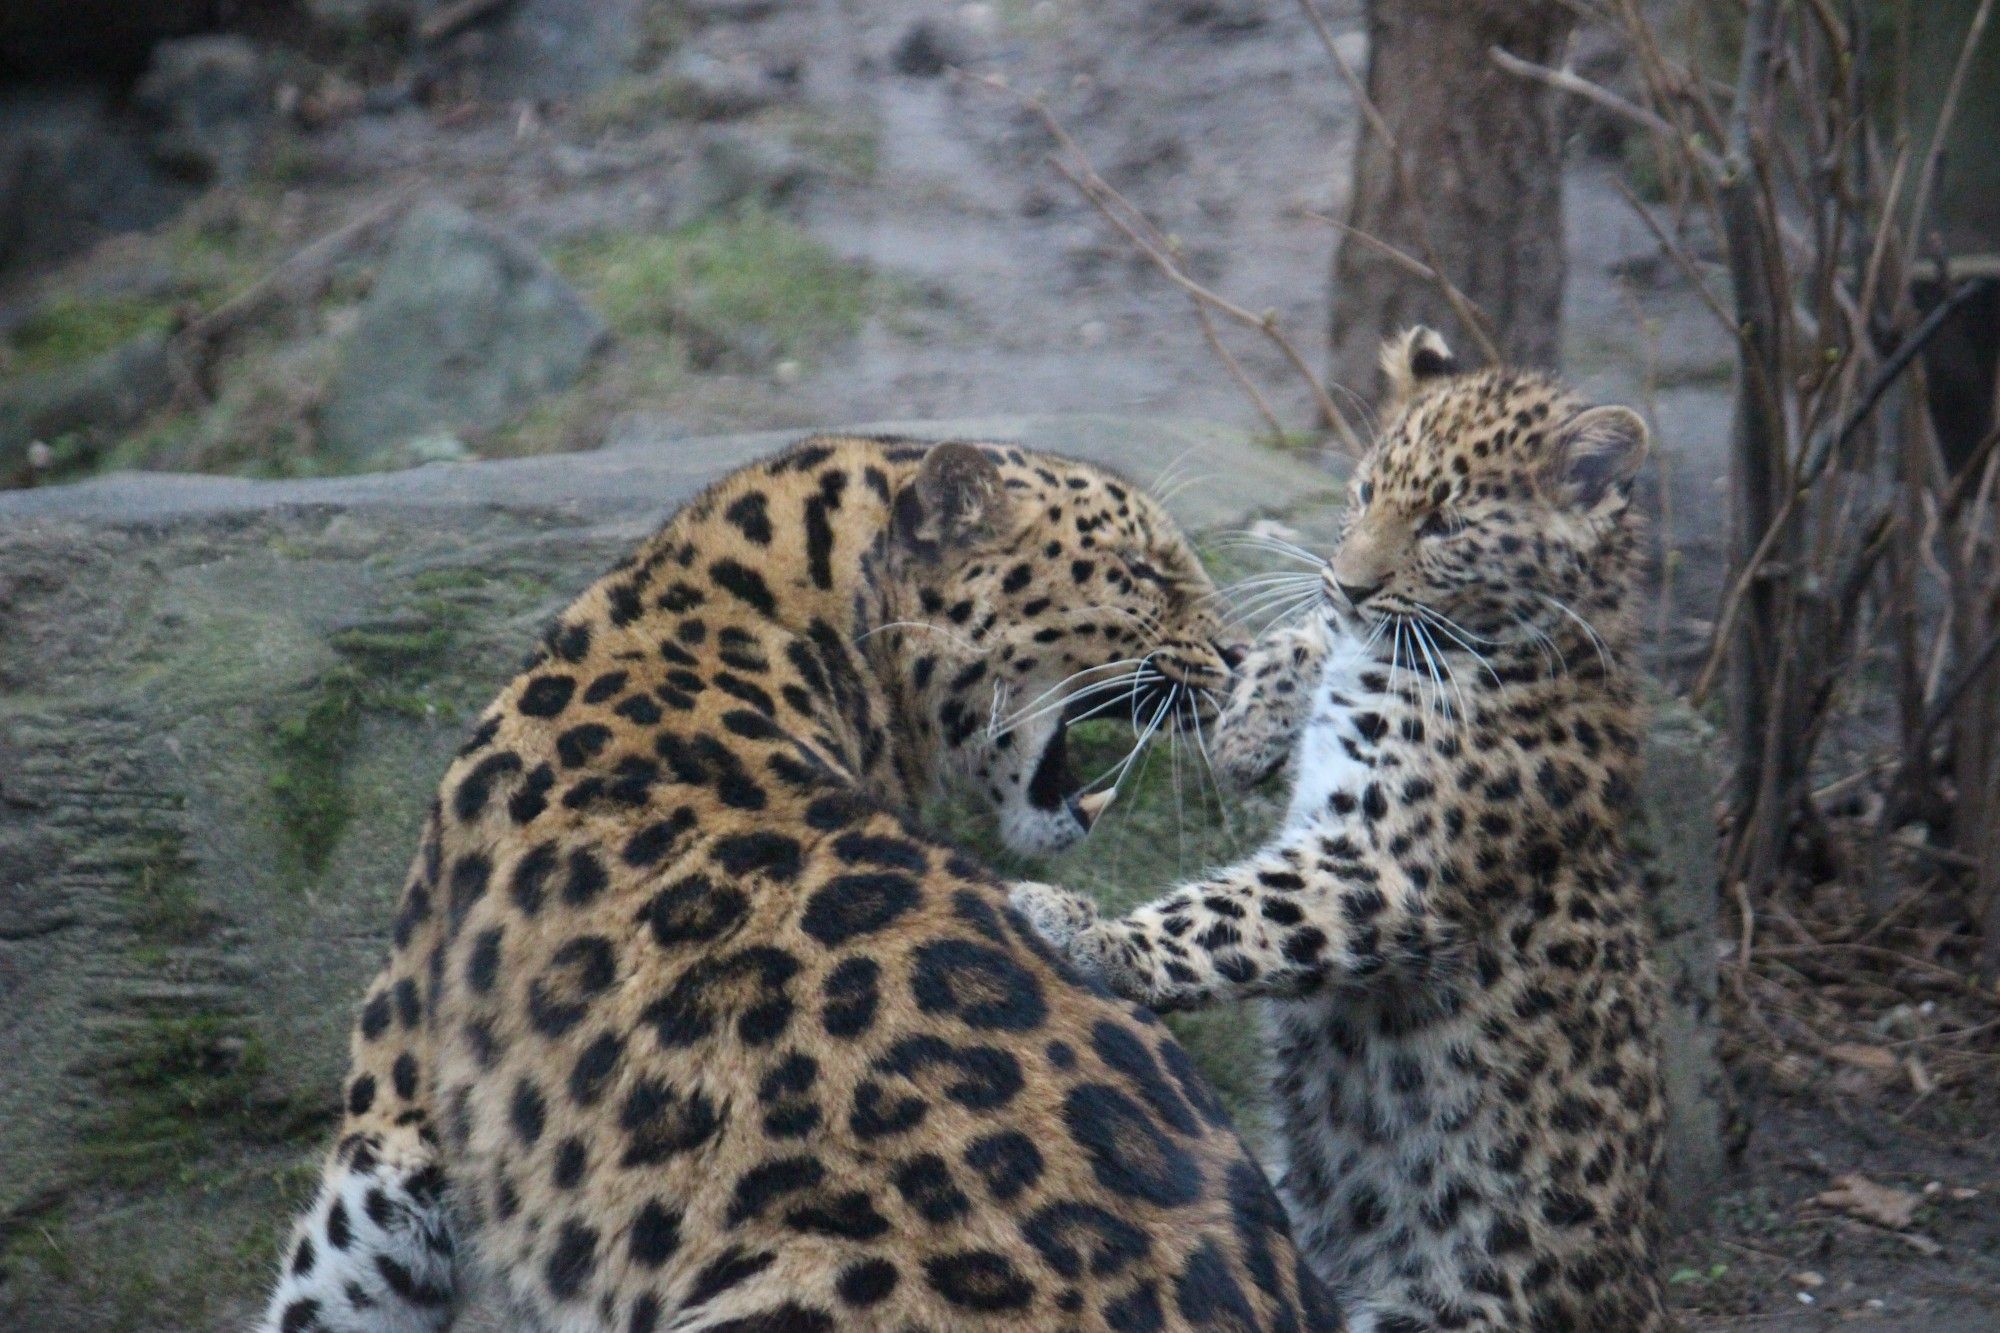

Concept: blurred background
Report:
left=1, top=1, right=1996, bottom=1328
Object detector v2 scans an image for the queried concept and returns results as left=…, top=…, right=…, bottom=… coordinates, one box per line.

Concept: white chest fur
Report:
left=1283, top=628, right=1378, bottom=831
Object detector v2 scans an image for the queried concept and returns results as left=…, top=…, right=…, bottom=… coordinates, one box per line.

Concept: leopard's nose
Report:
left=1218, top=641, right=1249, bottom=670
left=1336, top=579, right=1384, bottom=607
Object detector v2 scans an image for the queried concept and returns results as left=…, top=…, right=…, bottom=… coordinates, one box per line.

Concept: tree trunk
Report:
left=1327, top=0, right=1574, bottom=399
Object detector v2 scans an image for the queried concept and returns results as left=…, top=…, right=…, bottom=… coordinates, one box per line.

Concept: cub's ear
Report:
left=1549, top=405, right=1649, bottom=508
left=898, top=442, right=1011, bottom=549
left=1380, top=326, right=1458, bottom=407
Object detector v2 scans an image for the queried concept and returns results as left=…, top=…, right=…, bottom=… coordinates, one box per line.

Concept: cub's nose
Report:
left=1218, top=641, right=1249, bottom=670
left=1336, top=579, right=1384, bottom=607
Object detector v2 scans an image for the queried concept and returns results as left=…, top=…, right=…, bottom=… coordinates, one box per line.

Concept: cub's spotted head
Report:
left=878, top=442, right=1238, bottom=854
left=1324, top=328, right=1649, bottom=647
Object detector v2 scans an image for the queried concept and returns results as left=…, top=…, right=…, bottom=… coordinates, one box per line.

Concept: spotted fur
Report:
left=258, top=436, right=1337, bottom=1333
left=1015, top=338, right=1676, bottom=1332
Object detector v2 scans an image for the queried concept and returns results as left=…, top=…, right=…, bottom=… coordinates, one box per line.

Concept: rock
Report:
left=476, top=0, right=644, bottom=102
left=131, top=35, right=276, bottom=184
left=1633, top=683, right=1733, bottom=1229
left=670, top=127, right=815, bottom=224
left=0, top=87, right=194, bottom=275
left=0, top=331, right=177, bottom=481
left=319, top=201, right=607, bottom=464
left=683, top=0, right=782, bottom=22
left=660, top=48, right=792, bottom=119
left=303, top=0, right=435, bottom=31
left=891, top=19, right=975, bottom=78
left=1169, top=0, right=1267, bottom=33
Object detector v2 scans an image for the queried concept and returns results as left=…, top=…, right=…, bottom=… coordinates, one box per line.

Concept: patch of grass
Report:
left=121, top=835, right=213, bottom=966
left=80, top=1015, right=306, bottom=1191
left=557, top=207, right=876, bottom=365
left=575, top=72, right=708, bottom=135
left=773, top=111, right=881, bottom=181
left=4, top=295, right=177, bottom=376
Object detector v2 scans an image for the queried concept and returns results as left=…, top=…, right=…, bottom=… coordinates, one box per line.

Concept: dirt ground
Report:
left=4, top=0, right=1995, bottom=1326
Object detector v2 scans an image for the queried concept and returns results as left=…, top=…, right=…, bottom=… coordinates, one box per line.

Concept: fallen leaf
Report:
left=1826, top=1044, right=1899, bottom=1075
left=1813, top=1174, right=1921, bottom=1230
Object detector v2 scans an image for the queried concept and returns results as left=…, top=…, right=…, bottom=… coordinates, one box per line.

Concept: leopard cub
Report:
left=1016, top=330, right=1676, bottom=1332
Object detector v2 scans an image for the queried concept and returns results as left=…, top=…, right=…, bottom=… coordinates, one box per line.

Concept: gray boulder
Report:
left=0, top=330, right=176, bottom=479
left=319, top=201, right=607, bottom=465
left=131, top=35, right=276, bottom=184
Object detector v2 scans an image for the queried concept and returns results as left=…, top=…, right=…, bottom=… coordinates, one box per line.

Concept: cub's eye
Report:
left=1123, top=557, right=1168, bottom=584
left=1357, top=481, right=1375, bottom=504
left=1417, top=511, right=1457, bottom=539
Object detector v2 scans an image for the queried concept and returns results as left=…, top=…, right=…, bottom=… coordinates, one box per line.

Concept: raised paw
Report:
left=1008, top=879, right=1102, bottom=952
left=1212, top=621, right=1325, bottom=790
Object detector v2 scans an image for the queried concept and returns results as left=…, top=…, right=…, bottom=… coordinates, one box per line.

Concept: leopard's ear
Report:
left=898, top=442, right=1012, bottom=550
left=1548, top=405, right=1649, bottom=509
left=1379, top=326, right=1458, bottom=408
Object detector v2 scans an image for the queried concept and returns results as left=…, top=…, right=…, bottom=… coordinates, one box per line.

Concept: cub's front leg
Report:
left=1011, top=825, right=1448, bottom=1014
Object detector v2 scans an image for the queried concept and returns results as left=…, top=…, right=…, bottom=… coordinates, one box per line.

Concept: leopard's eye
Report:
left=1416, top=510, right=1456, bottom=539
left=1357, top=480, right=1375, bottom=504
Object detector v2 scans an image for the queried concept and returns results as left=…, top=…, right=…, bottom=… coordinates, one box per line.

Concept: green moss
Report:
left=122, top=835, right=211, bottom=949
left=4, top=295, right=177, bottom=376
left=80, top=1015, right=309, bottom=1191
left=558, top=207, right=876, bottom=363
left=775, top=112, right=881, bottom=181
left=575, top=73, right=706, bottom=134
left=271, top=617, right=459, bottom=878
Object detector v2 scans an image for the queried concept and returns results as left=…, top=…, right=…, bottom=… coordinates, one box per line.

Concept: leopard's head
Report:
left=1324, top=328, right=1650, bottom=653
left=875, top=442, right=1240, bottom=854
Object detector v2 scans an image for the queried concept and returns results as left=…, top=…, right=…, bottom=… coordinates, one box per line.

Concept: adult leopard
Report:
left=258, top=435, right=1340, bottom=1333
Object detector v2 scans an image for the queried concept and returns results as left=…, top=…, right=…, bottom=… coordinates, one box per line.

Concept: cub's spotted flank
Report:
left=1016, top=332, right=1677, bottom=1332
left=258, top=435, right=1338, bottom=1332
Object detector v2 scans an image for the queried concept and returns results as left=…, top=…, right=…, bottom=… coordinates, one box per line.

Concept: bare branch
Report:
left=1489, top=45, right=1726, bottom=178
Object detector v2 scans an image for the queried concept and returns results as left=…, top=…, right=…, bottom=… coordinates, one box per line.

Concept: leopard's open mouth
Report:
left=1024, top=711, right=1114, bottom=835
left=1023, top=680, right=1202, bottom=835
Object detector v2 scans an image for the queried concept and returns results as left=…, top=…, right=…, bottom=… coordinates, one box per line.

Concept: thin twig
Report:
left=1489, top=45, right=1726, bottom=178
left=1905, top=0, right=1998, bottom=252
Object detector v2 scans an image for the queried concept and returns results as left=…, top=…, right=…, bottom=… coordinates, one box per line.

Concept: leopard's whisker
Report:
left=1186, top=692, right=1243, bottom=847
left=994, top=656, right=1150, bottom=725
left=989, top=668, right=1154, bottom=739
left=1150, top=443, right=1206, bottom=497
left=1538, top=593, right=1613, bottom=675
left=1416, top=619, right=1470, bottom=727
left=854, top=620, right=981, bottom=653
left=1225, top=586, right=1324, bottom=633
left=1216, top=529, right=1326, bottom=565
left=1155, top=472, right=1220, bottom=506
left=1413, top=606, right=1503, bottom=686
left=1088, top=689, right=1175, bottom=798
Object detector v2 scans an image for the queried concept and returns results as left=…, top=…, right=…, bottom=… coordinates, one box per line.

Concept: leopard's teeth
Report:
left=1073, top=789, right=1117, bottom=827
